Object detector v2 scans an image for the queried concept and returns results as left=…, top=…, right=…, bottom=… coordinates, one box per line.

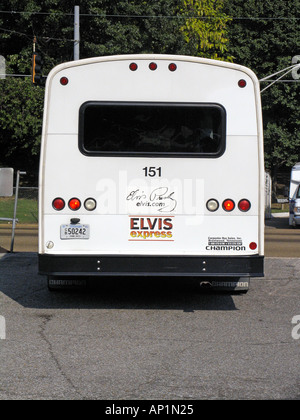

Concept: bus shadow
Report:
left=0, top=253, right=238, bottom=311
left=54, top=277, right=239, bottom=312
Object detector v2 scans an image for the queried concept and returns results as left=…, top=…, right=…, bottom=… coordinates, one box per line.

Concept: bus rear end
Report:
left=38, top=55, right=264, bottom=291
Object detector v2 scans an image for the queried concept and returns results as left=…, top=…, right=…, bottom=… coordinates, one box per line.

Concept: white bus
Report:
left=289, top=162, right=300, bottom=201
left=38, top=54, right=264, bottom=291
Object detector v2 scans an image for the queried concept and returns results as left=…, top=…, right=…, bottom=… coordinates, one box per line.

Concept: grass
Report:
left=271, top=203, right=289, bottom=213
left=0, top=197, right=38, bottom=224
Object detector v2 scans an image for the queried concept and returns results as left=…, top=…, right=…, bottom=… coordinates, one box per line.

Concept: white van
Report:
left=38, top=54, right=264, bottom=291
left=289, top=163, right=300, bottom=226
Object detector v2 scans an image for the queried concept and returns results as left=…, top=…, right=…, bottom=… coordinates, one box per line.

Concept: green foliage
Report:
left=0, top=0, right=234, bottom=182
left=79, top=1, right=186, bottom=57
left=0, top=77, right=44, bottom=180
left=180, top=0, right=233, bottom=61
left=1, top=0, right=187, bottom=182
left=1, top=0, right=298, bottom=187
left=224, top=0, right=300, bottom=181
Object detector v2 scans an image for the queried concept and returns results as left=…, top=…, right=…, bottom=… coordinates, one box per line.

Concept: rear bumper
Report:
left=39, top=254, right=264, bottom=278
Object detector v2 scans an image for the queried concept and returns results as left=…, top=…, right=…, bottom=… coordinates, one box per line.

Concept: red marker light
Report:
left=222, top=199, right=235, bottom=212
left=68, top=198, right=81, bottom=211
left=52, top=198, right=65, bottom=211
left=129, top=63, right=138, bottom=71
left=60, top=76, right=69, bottom=86
left=249, top=242, right=257, bottom=250
left=169, top=63, right=177, bottom=72
left=238, top=199, right=251, bottom=212
left=238, top=79, right=247, bottom=88
left=149, top=62, right=157, bottom=71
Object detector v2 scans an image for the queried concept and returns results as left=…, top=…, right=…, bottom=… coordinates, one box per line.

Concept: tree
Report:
left=0, top=0, right=187, bottom=182
left=0, top=77, right=44, bottom=182
left=5, top=0, right=295, bottom=187
left=1, top=0, right=234, bottom=183
left=180, top=0, right=233, bottom=61
left=224, top=0, right=300, bottom=192
left=80, top=1, right=186, bottom=57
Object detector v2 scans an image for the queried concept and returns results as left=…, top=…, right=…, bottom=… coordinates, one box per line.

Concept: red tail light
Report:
left=222, top=199, right=235, bottom=212
left=249, top=242, right=257, bottom=250
left=238, top=199, right=251, bottom=212
left=52, top=198, right=65, bottom=211
left=68, top=198, right=81, bottom=211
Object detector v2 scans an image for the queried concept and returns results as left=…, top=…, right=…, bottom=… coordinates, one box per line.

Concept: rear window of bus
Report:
left=79, top=102, right=226, bottom=157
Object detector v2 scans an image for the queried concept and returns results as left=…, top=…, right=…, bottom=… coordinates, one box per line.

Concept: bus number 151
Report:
left=143, top=167, right=162, bottom=177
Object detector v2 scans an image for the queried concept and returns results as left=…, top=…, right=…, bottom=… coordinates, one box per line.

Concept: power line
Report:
left=0, top=26, right=31, bottom=39
left=0, top=10, right=299, bottom=20
left=0, top=26, right=74, bottom=42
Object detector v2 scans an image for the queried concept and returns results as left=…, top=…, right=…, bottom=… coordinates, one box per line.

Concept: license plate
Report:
left=60, top=224, right=90, bottom=239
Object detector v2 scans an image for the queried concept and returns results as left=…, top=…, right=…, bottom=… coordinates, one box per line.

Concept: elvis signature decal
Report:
left=126, top=187, right=177, bottom=213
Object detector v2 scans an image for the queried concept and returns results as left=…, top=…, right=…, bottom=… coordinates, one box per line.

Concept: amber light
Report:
left=222, top=199, right=235, bottom=212
left=68, top=198, right=81, bottom=210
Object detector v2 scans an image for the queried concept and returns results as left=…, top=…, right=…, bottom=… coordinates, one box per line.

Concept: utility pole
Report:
left=0, top=55, right=6, bottom=79
left=74, top=6, right=80, bottom=61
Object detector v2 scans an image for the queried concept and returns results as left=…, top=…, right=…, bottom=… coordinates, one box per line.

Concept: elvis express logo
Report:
left=129, top=216, right=174, bottom=241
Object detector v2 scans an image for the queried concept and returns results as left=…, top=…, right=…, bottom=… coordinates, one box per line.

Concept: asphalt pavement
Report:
left=0, top=252, right=300, bottom=400
left=0, top=214, right=300, bottom=400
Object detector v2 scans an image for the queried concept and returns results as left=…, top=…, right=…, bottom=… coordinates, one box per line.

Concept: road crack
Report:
left=37, top=314, right=85, bottom=399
